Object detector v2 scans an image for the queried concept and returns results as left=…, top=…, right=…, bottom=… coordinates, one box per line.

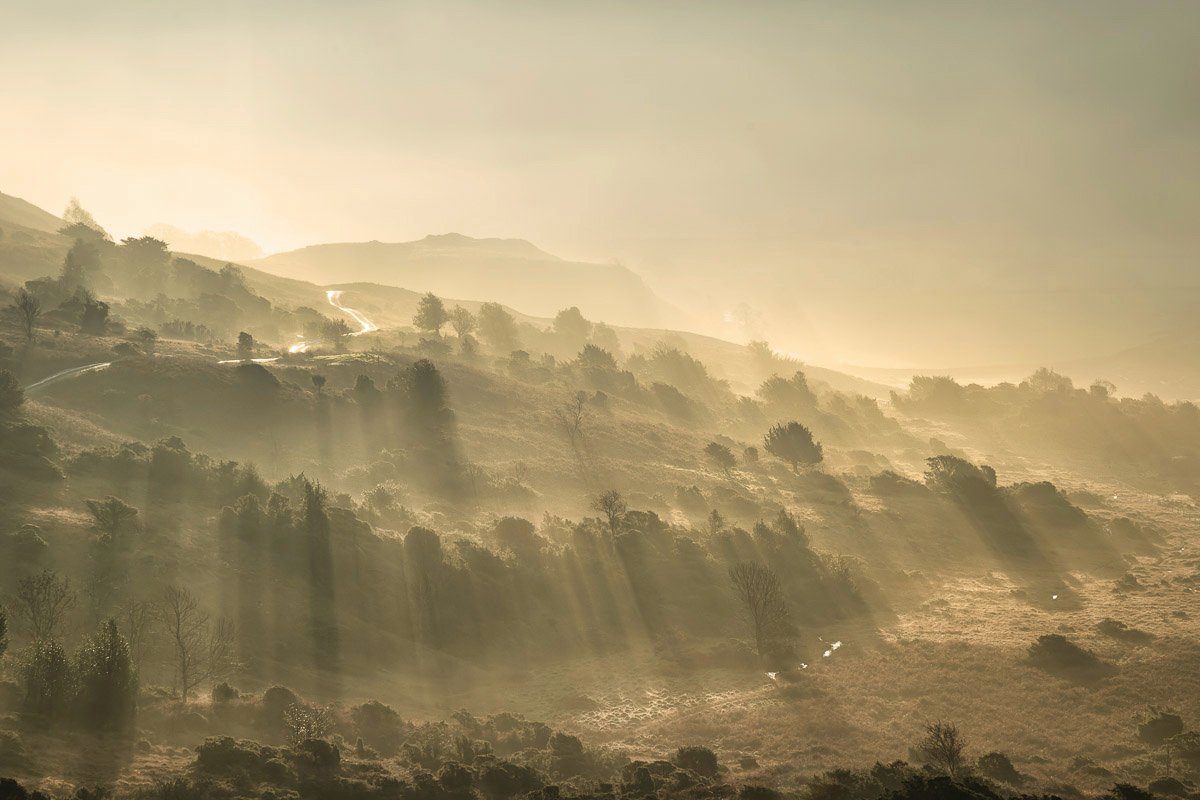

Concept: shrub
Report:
left=1137, top=709, right=1184, bottom=746
left=351, top=700, right=405, bottom=755
left=20, top=639, right=75, bottom=722
left=976, top=751, right=1024, bottom=785
left=673, top=746, right=719, bottom=778
left=1027, top=634, right=1114, bottom=682
left=74, top=620, right=137, bottom=732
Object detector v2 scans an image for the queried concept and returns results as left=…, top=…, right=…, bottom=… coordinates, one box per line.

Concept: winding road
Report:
left=326, top=289, right=379, bottom=335
left=22, top=291, right=379, bottom=388
left=23, top=361, right=112, bottom=392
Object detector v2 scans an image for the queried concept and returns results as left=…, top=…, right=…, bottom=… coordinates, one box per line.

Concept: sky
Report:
left=2, top=1, right=1198, bottom=366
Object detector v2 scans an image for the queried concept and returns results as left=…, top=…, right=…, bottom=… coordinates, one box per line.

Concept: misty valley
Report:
left=0, top=193, right=1197, bottom=800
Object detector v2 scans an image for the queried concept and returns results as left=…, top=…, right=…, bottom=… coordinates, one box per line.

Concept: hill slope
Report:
left=254, top=232, right=677, bottom=328
left=0, top=190, right=64, bottom=234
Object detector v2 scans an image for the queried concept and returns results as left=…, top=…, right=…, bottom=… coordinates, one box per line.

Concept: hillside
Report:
left=0, top=191, right=889, bottom=398
left=0, top=190, right=64, bottom=234
left=254, top=233, right=678, bottom=329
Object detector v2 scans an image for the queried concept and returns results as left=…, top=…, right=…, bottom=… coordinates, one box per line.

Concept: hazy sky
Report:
left=3, top=1, right=1198, bottom=364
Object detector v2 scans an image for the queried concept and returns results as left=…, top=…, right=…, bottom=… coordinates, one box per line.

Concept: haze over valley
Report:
left=1, top=4, right=1199, bottom=800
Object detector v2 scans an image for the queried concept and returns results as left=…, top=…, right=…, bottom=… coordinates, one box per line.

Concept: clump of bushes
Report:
left=1027, top=634, right=1115, bottom=683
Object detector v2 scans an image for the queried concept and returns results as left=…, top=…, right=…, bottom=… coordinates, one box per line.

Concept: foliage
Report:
left=415, top=292, right=449, bottom=335
left=763, top=421, right=823, bottom=470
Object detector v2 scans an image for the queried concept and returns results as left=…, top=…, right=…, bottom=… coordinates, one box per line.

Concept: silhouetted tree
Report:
left=84, top=496, right=138, bottom=544
left=758, top=371, right=816, bottom=410
left=764, top=421, right=823, bottom=471
left=74, top=619, right=137, bottom=732
left=158, top=584, right=235, bottom=702
left=448, top=306, right=476, bottom=338
left=553, top=306, right=592, bottom=350
left=311, top=374, right=327, bottom=394
left=728, top=562, right=792, bottom=660
left=13, top=289, right=41, bottom=342
left=11, top=570, right=77, bottom=643
left=415, top=293, right=448, bottom=335
left=478, top=301, right=519, bottom=352
left=237, top=331, right=255, bottom=358
left=704, top=442, right=736, bottom=476
left=79, top=291, right=109, bottom=335
left=554, top=392, right=591, bottom=451
left=918, top=721, right=968, bottom=779
left=593, top=490, right=627, bottom=534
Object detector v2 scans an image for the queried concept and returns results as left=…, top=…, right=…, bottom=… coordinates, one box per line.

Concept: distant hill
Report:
left=145, top=224, right=263, bottom=262
left=254, top=233, right=677, bottom=329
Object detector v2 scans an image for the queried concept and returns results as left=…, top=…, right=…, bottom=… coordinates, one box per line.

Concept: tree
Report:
left=553, top=307, right=592, bottom=347
left=134, top=327, right=158, bottom=355
left=554, top=392, right=591, bottom=451
left=84, top=496, right=139, bottom=543
left=728, top=562, right=792, bottom=661
left=119, top=597, right=155, bottom=673
left=918, top=721, right=968, bottom=779
left=311, top=374, right=327, bottom=395
left=13, top=288, right=41, bottom=342
left=62, top=197, right=109, bottom=238
left=237, top=331, right=255, bottom=358
left=60, top=239, right=101, bottom=293
left=763, top=421, right=823, bottom=471
left=158, top=585, right=235, bottom=702
left=11, top=570, right=77, bottom=643
left=79, top=291, right=109, bottom=335
left=704, top=442, right=737, bottom=476
left=74, top=619, right=137, bottom=731
left=414, top=293, right=448, bottom=335
left=20, top=638, right=75, bottom=721
left=593, top=490, right=627, bottom=534
left=478, top=302, right=519, bottom=352
left=448, top=306, right=476, bottom=338
left=0, top=369, right=24, bottom=418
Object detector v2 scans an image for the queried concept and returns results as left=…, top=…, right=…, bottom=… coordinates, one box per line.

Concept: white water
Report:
left=23, top=362, right=112, bottom=392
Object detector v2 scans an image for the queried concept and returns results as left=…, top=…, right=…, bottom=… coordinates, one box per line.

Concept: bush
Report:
left=1137, top=709, right=1185, bottom=746
left=74, top=620, right=137, bottom=732
left=976, top=751, right=1024, bottom=785
left=351, top=700, right=405, bottom=755
left=20, top=639, right=75, bottom=722
left=1027, top=634, right=1114, bottom=683
left=673, top=746, right=720, bottom=778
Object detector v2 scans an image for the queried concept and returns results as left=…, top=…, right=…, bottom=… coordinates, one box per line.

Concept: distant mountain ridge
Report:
left=254, top=233, right=677, bottom=329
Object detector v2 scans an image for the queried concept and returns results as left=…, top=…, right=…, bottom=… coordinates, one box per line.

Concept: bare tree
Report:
left=728, top=562, right=793, bottom=660
left=10, top=569, right=77, bottom=642
left=593, top=490, right=627, bottom=534
left=13, top=289, right=41, bottom=343
left=158, top=585, right=236, bottom=702
left=120, top=596, right=156, bottom=672
left=553, top=391, right=591, bottom=451
left=918, top=721, right=968, bottom=779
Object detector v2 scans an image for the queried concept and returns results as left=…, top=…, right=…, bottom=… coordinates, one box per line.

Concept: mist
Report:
left=1, top=4, right=1199, bottom=800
